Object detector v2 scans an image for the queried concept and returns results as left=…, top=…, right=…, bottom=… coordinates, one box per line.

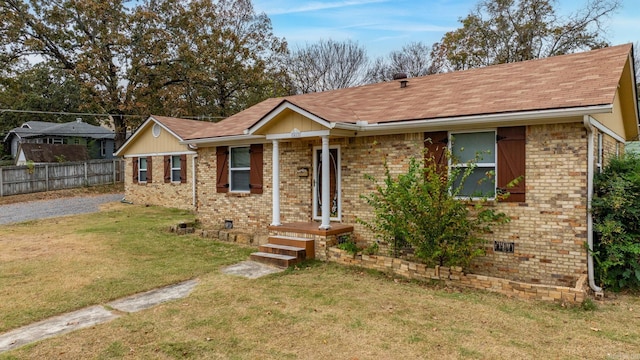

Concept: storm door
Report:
left=312, top=146, right=341, bottom=221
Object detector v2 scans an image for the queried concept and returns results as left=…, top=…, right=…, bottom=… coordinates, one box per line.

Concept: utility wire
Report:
left=0, top=109, right=144, bottom=118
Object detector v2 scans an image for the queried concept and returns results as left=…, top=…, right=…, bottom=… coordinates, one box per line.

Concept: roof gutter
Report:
left=334, top=105, right=613, bottom=132
left=583, top=115, right=603, bottom=294
left=181, top=134, right=265, bottom=146
left=180, top=105, right=613, bottom=145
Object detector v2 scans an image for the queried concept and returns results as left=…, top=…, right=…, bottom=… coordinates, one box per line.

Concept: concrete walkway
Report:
left=0, top=279, right=199, bottom=353
left=0, top=261, right=283, bottom=354
left=221, top=260, right=285, bottom=279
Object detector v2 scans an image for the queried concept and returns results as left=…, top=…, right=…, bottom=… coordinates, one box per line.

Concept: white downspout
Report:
left=583, top=115, right=603, bottom=293
left=192, top=154, right=198, bottom=209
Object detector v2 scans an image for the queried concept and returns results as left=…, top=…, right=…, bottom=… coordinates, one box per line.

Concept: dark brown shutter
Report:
left=147, top=156, right=153, bottom=183
left=497, top=126, right=526, bottom=202
left=132, top=157, right=138, bottom=184
left=164, top=155, right=171, bottom=183
left=249, top=144, right=263, bottom=194
left=216, top=147, right=229, bottom=193
left=424, top=131, right=448, bottom=175
left=180, top=154, right=187, bottom=183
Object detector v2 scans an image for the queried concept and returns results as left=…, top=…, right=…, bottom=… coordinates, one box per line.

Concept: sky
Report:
left=253, top=0, right=640, bottom=58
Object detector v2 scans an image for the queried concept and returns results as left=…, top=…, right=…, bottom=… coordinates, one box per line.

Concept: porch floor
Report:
left=268, top=222, right=354, bottom=236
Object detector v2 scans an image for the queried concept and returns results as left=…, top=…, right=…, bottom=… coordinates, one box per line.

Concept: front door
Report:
left=313, top=146, right=340, bottom=221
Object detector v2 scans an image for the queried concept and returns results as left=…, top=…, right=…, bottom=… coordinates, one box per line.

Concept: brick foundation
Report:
left=327, top=247, right=587, bottom=304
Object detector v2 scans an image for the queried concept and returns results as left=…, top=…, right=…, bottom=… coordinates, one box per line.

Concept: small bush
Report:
left=337, top=235, right=360, bottom=256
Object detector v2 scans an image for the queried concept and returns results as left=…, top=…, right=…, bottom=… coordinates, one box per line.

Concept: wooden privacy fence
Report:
left=0, top=159, right=125, bottom=197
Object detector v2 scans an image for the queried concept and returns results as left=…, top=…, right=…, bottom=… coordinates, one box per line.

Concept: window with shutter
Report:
left=217, top=145, right=263, bottom=194
left=171, top=155, right=182, bottom=182
left=216, top=147, right=229, bottom=193
left=424, top=131, right=448, bottom=175
left=180, top=154, right=187, bottom=184
left=230, top=147, right=250, bottom=192
left=424, top=128, right=526, bottom=201
left=451, top=131, right=496, bottom=198
left=497, top=126, right=526, bottom=202
left=146, top=157, right=153, bottom=183
left=164, top=155, right=171, bottom=183
left=138, top=157, right=148, bottom=183
left=249, top=144, right=263, bottom=194
left=164, top=154, right=188, bottom=183
left=132, top=157, right=139, bottom=184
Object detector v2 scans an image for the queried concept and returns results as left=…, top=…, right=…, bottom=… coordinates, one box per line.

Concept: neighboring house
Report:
left=624, top=141, right=640, bottom=154
left=4, top=119, right=115, bottom=160
left=114, top=115, right=208, bottom=210
left=117, top=44, right=639, bottom=290
left=15, top=143, right=90, bottom=165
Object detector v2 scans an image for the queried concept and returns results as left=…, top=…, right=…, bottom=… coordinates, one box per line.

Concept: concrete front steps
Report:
left=250, top=235, right=315, bottom=268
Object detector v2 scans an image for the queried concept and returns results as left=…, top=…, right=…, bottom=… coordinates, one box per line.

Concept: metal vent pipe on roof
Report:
left=400, top=80, right=408, bottom=88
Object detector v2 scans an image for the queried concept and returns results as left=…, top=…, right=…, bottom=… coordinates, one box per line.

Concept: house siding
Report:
left=197, top=146, right=273, bottom=241
left=195, top=122, right=624, bottom=287
left=124, top=154, right=195, bottom=210
left=469, top=123, right=588, bottom=286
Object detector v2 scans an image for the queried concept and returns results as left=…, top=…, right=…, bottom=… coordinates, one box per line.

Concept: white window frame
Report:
left=138, top=157, right=148, bottom=183
left=100, top=141, right=106, bottom=157
left=170, top=155, right=182, bottom=182
left=47, top=137, right=63, bottom=144
left=449, top=129, right=497, bottom=200
left=229, top=146, right=250, bottom=193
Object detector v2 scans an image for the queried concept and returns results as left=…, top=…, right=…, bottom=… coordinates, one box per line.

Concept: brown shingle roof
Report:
left=18, top=143, right=90, bottom=163
left=186, top=43, right=633, bottom=140
left=150, top=115, right=220, bottom=140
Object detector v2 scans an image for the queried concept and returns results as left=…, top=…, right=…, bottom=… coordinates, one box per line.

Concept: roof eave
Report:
left=181, top=134, right=266, bottom=147
left=178, top=105, right=614, bottom=145
left=352, top=105, right=614, bottom=133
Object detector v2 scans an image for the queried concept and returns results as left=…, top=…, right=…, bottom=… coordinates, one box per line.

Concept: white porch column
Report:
left=271, top=140, right=281, bottom=226
left=320, top=136, right=331, bottom=229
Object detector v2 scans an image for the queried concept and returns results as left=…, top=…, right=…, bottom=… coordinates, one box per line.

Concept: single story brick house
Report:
left=117, top=44, right=639, bottom=291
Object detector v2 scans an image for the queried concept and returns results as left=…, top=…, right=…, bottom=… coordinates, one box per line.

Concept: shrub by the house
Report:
left=358, top=153, right=509, bottom=268
left=592, top=154, right=640, bottom=291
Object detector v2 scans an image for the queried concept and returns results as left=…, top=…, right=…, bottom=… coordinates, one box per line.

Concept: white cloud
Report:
left=264, top=0, right=390, bottom=15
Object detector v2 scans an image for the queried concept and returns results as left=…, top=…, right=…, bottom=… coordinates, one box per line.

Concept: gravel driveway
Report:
left=0, top=193, right=124, bottom=225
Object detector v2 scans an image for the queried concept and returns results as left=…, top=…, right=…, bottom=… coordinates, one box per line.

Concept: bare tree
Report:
left=431, top=0, right=621, bottom=71
left=287, top=39, right=368, bottom=94
left=366, top=42, right=439, bottom=83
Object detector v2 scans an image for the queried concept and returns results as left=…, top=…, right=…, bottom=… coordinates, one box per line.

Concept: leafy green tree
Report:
left=0, top=63, right=101, bottom=133
left=359, top=152, right=509, bottom=268
left=592, top=155, right=640, bottom=291
left=130, top=0, right=290, bottom=118
left=1, top=0, right=139, bottom=146
left=431, top=0, right=620, bottom=71
left=1, top=0, right=290, bottom=146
